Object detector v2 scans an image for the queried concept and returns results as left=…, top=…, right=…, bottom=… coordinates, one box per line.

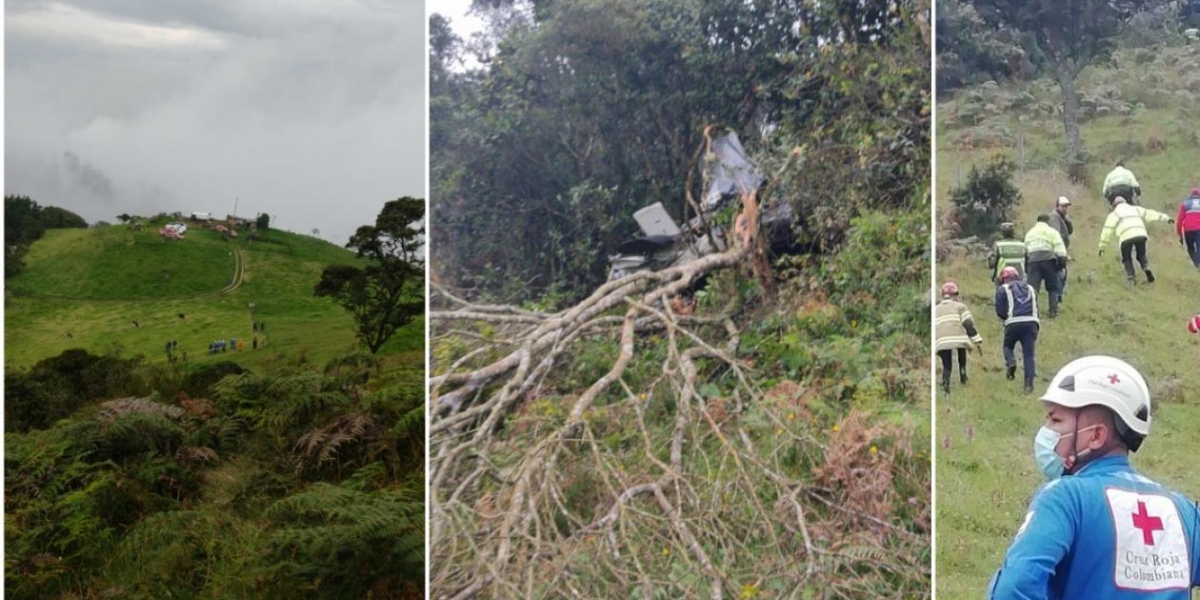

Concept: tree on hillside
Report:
left=256, top=213, right=270, bottom=231
left=936, top=0, right=1026, bottom=94
left=971, top=0, right=1165, bottom=179
left=315, top=198, right=424, bottom=354
left=5, top=195, right=46, bottom=248
left=117, top=213, right=132, bottom=224
left=5, top=196, right=87, bottom=279
left=40, top=206, right=88, bottom=230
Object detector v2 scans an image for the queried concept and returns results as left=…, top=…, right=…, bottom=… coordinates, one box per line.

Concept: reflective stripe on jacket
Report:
left=1024, top=223, right=1068, bottom=264
left=1099, top=204, right=1171, bottom=249
left=935, top=299, right=982, bottom=351
left=995, top=281, right=1039, bottom=326
left=989, top=239, right=1027, bottom=280
left=1177, top=196, right=1200, bottom=236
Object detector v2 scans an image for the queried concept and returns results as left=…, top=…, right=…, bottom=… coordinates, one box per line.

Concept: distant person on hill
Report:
left=1099, top=196, right=1174, bottom=285
left=1102, top=160, right=1141, bottom=205
left=1047, top=196, right=1074, bottom=299
left=1024, top=216, right=1068, bottom=318
left=988, top=222, right=1028, bottom=283
left=935, top=281, right=984, bottom=395
left=995, top=266, right=1040, bottom=394
left=988, top=356, right=1200, bottom=598
left=1177, top=188, right=1200, bottom=269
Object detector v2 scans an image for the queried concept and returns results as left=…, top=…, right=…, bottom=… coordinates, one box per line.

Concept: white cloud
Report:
left=8, top=2, right=229, bottom=51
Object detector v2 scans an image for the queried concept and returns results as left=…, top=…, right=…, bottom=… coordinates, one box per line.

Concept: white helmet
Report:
left=1039, top=355, right=1151, bottom=451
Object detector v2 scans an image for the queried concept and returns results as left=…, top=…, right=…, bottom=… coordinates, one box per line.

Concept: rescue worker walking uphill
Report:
left=988, top=222, right=1028, bottom=283
left=1177, top=188, right=1200, bottom=269
left=988, top=356, right=1200, bottom=599
left=935, top=281, right=984, bottom=395
left=1103, top=161, right=1142, bottom=205
left=1024, top=215, right=1068, bottom=318
left=995, top=266, right=1039, bottom=394
left=1098, top=196, right=1173, bottom=285
left=1047, top=197, right=1074, bottom=299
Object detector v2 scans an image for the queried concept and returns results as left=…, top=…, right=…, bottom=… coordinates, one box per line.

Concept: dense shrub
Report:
left=948, top=156, right=1022, bottom=238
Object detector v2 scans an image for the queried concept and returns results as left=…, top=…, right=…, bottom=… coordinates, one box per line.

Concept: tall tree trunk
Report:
left=1054, top=59, right=1086, bottom=182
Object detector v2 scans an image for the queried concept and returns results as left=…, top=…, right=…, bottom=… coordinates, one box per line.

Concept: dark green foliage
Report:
left=183, top=360, right=248, bottom=398
left=315, top=198, right=425, bottom=354
left=432, top=0, right=928, bottom=301
left=256, top=212, right=270, bottom=231
left=949, top=156, right=1022, bottom=238
left=40, top=206, right=88, bottom=229
left=5, top=352, right=424, bottom=600
left=5, top=349, right=145, bottom=432
left=267, top=475, right=424, bottom=599
left=936, top=0, right=1027, bottom=94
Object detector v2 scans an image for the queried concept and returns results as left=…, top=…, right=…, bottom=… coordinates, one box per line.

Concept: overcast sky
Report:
left=6, top=0, right=425, bottom=246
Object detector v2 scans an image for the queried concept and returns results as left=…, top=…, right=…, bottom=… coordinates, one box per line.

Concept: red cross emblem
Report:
left=1108, top=373, right=1121, bottom=384
left=1131, top=500, right=1163, bottom=545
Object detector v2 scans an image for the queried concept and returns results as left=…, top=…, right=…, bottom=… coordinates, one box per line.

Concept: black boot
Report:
left=941, top=378, right=951, bottom=394
left=1023, top=382, right=1034, bottom=394
left=1006, top=365, right=1017, bottom=381
left=960, top=371, right=969, bottom=385
left=1145, top=269, right=1155, bottom=283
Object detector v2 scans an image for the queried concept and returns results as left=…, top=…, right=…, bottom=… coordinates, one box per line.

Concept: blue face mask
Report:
left=1034, top=424, right=1099, bottom=480
left=1034, top=426, right=1066, bottom=481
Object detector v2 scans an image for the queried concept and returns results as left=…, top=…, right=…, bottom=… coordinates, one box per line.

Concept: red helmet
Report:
left=941, top=281, right=959, bottom=297
left=1188, top=314, right=1200, bottom=334
left=1000, top=266, right=1020, bottom=282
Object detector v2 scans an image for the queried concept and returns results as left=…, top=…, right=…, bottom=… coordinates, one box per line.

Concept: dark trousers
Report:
left=937, top=348, right=968, bottom=384
left=1026, top=259, right=1061, bottom=315
left=1119, top=236, right=1150, bottom=281
left=1106, top=185, right=1138, bottom=205
left=1003, top=321, right=1039, bottom=387
left=1185, top=230, right=1200, bottom=267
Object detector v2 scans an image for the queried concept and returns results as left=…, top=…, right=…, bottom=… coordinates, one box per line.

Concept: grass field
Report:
left=5, top=223, right=424, bottom=370
left=935, top=47, right=1200, bottom=598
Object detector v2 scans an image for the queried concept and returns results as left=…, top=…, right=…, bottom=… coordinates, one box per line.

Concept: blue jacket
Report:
left=989, top=456, right=1200, bottom=599
left=995, top=280, right=1039, bottom=327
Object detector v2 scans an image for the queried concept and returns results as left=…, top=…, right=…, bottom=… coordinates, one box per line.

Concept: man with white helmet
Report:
left=995, top=266, right=1040, bottom=394
left=989, top=356, right=1200, bottom=598
left=935, top=281, right=984, bottom=395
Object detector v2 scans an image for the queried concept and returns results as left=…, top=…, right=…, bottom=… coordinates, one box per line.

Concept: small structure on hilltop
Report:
left=226, top=215, right=252, bottom=229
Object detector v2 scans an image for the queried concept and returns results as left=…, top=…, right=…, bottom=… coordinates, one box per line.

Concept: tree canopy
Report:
left=431, top=0, right=929, bottom=303
left=315, top=198, right=425, bottom=354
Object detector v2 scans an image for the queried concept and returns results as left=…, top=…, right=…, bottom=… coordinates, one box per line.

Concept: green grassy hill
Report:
left=936, top=46, right=1200, bottom=599
left=5, top=222, right=422, bottom=369
left=4, top=219, right=426, bottom=600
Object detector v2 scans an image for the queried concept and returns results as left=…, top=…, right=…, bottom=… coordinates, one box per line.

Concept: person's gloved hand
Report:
left=975, top=342, right=985, bottom=356
left=1169, top=218, right=1176, bottom=224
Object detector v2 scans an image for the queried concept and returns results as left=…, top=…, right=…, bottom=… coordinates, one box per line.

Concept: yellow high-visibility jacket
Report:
left=1098, top=203, right=1171, bottom=250
left=1023, top=222, right=1068, bottom=264
left=1102, top=166, right=1140, bottom=196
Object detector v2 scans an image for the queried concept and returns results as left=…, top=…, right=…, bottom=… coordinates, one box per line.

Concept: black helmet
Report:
left=999, top=222, right=1015, bottom=236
